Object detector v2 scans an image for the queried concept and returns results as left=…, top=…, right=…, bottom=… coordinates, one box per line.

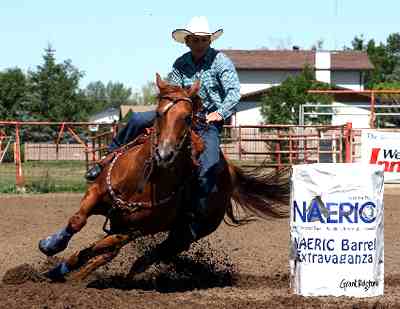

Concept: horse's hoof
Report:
left=38, top=228, right=72, bottom=256
left=43, top=262, right=70, bottom=282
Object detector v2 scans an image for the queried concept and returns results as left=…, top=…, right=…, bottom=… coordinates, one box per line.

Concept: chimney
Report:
left=315, top=51, right=331, bottom=84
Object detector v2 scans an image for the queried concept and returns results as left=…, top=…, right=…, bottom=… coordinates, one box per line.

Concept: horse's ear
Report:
left=156, top=73, right=167, bottom=90
left=187, top=80, right=201, bottom=97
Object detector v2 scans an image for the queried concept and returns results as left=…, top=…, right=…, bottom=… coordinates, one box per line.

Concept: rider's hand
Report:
left=206, top=112, right=223, bottom=123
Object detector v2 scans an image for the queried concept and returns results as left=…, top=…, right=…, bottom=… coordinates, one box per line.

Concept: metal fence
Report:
left=0, top=121, right=354, bottom=191
left=0, top=121, right=116, bottom=191
left=219, top=124, right=352, bottom=167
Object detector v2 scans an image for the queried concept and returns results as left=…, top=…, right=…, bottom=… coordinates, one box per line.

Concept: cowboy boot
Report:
left=85, top=163, right=103, bottom=181
left=85, top=152, right=116, bottom=181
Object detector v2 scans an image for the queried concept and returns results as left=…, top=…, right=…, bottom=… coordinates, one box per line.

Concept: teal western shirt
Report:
left=167, top=48, right=241, bottom=120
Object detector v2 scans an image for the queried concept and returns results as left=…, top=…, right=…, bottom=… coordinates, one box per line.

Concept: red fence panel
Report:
left=0, top=121, right=356, bottom=191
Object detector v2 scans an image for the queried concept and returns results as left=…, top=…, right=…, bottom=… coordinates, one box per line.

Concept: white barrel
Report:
left=290, top=163, right=384, bottom=297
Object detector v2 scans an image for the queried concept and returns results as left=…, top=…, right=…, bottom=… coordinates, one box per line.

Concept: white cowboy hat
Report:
left=172, top=16, right=223, bottom=44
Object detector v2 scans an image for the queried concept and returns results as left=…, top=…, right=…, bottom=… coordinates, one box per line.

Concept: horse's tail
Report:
left=225, top=164, right=290, bottom=226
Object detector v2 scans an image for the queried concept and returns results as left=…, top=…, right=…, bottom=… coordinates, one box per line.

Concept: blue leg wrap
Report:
left=46, top=262, right=70, bottom=281
left=38, top=227, right=73, bottom=256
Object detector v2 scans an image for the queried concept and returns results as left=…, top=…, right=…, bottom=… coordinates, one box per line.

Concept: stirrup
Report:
left=85, top=163, right=103, bottom=181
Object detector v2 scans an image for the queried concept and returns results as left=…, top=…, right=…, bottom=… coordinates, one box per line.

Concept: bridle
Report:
left=153, top=95, right=193, bottom=165
left=156, top=95, right=193, bottom=117
left=104, top=94, right=196, bottom=227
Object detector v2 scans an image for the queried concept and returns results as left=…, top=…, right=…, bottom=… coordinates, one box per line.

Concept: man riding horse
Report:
left=38, top=20, right=288, bottom=279
left=84, top=16, right=241, bottom=242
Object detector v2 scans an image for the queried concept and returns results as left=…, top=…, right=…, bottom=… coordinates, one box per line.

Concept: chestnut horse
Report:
left=40, top=74, right=289, bottom=282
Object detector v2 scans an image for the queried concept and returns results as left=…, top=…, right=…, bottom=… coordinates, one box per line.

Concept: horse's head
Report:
left=153, top=73, right=201, bottom=168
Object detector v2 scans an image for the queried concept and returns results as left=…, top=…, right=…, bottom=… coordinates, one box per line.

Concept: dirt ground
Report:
left=0, top=186, right=399, bottom=308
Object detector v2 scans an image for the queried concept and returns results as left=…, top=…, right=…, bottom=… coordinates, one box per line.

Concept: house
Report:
left=89, top=107, right=119, bottom=124
left=120, top=105, right=157, bottom=120
left=89, top=105, right=157, bottom=124
left=221, top=49, right=374, bottom=127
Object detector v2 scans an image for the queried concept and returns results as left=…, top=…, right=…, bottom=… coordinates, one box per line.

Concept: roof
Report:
left=89, top=107, right=119, bottom=121
left=241, top=85, right=373, bottom=103
left=120, top=104, right=157, bottom=119
left=221, top=50, right=374, bottom=71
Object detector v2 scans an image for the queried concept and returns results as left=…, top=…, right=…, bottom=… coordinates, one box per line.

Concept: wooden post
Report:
left=14, top=124, right=25, bottom=190
left=369, top=91, right=376, bottom=128
left=332, top=131, right=337, bottom=163
left=238, top=126, right=242, bottom=161
left=289, top=133, right=293, bottom=164
left=275, top=142, right=281, bottom=169
left=344, top=122, right=353, bottom=163
left=91, top=131, right=96, bottom=162
left=112, top=122, right=118, bottom=138
left=55, top=123, right=65, bottom=161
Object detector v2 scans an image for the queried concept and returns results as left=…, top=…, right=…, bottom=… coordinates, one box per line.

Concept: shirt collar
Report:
left=188, top=47, right=214, bottom=69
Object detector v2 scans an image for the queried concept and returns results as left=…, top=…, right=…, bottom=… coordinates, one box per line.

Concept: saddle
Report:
left=96, top=127, right=205, bottom=170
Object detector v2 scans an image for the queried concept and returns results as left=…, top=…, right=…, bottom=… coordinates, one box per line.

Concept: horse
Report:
left=39, top=74, right=289, bottom=282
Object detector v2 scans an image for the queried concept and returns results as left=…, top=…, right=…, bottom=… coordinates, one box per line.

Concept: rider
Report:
left=85, top=16, right=241, bottom=241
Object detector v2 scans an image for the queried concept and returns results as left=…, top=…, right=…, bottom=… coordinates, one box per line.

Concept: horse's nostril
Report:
left=163, top=150, right=174, bottom=162
left=166, top=151, right=174, bottom=161
left=157, top=145, right=175, bottom=163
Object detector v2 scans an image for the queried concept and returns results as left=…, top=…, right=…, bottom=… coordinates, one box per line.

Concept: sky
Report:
left=1, top=0, right=399, bottom=92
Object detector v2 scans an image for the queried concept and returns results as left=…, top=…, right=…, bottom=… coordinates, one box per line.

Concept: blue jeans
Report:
left=109, top=111, right=157, bottom=152
left=193, top=122, right=221, bottom=203
left=110, top=112, right=221, bottom=215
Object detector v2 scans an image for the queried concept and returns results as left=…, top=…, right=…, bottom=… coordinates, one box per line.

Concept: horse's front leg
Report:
left=39, top=185, right=101, bottom=256
left=45, top=233, right=135, bottom=282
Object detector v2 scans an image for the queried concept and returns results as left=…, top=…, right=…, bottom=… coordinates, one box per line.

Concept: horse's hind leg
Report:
left=39, top=185, right=101, bottom=256
left=127, top=226, right=193, bottom=279
left=46, top=233, right=135, bottom=282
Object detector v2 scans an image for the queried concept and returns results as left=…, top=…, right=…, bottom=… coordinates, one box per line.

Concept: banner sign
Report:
left=361, top=130, right=400, bottom=183
left=290, top=163, right=384, bottom=297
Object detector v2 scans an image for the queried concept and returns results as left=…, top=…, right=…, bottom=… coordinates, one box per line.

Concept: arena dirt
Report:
left=0, top=188, right=399, bottom=308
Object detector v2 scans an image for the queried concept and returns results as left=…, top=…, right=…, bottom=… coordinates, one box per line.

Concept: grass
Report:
left=0, top=161, right=88, bottom=193
left=0, top=159, right=277, bottom=194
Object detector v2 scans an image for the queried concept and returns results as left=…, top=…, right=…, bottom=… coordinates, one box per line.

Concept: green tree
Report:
left=0, top=68, right=29, bottom=120
left=128, top=81, right=158, bottom=106
left=348, top=33, right=400, bottom=87
left=26, top=45, right=92, bottom=142
left=85, top=81, right=132, bottom=110
left=139, top=81, right=157, bottom=105
left=385, top=33, right=400, bottom=82
left=105, top=81, right=132, bottom=107
left=260, top=66, right=332, bottom=124
left=28, top=45, right=90, bottom=122
left=85, top=81, right=107, bottom=112
left=372, top=81, right=400, bottom=127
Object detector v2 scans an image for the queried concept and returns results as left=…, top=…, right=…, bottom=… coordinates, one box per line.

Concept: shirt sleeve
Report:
left=215, top=53, right=241, bottom=120
left=166, top=61, right=184, bottom=87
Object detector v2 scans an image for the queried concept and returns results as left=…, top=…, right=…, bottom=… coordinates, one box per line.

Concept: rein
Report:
left=105, top=95, right=194, bottom=216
